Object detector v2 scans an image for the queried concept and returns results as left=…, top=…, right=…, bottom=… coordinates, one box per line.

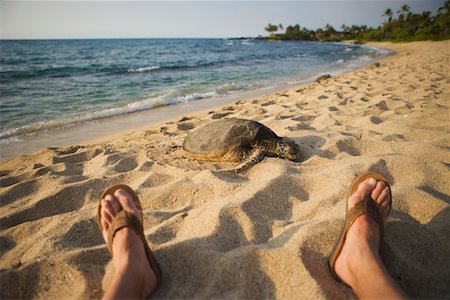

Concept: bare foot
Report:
left=334, top=178, right=391, bottom=287
left=99, top=189, right=158, bottom=299
left=331, top=177, right=406, bottom=299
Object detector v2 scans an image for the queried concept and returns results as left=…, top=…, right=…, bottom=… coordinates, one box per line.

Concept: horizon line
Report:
left=0, top=36, right=261, bottom=41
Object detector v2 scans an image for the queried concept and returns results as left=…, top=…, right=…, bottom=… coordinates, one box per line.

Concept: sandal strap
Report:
left=106, top=209, right=143, bottom=256
left=347, top=196, right=384, bottom=243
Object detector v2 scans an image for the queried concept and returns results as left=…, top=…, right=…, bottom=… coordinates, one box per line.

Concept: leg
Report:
left=99, top=189, right=158, bottom=299
left=334, top=177, right=407, bottom=299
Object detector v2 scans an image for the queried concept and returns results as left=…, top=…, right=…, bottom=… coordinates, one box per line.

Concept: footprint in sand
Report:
left=287, top=123, right=314, bottom=131
left=360, top=96, right=370, bottom=102
left=177, top=122, right=195, bottom=131
left=1, top=179, right=39, bottom=206
left=291, top=115, right=316, bottom=122
left=56, top=218, right=103, bottom=249
left=0, top=179, right=102, bottom=230
left=68, top=248, right=110, bottom=298
left=137, top=160, right=155, bottom=171
left=328, top=106, right=339, bottom=112
left=0, top=236, right=16, bottom=258
left=375, top=100, right=389, bottom=111
left=370, top=116, right=383, bottom=124
left=111, top=156, right=139, bottom=173
left=278, top=114, right=295, bottom=120
left=52, top=147, right=103, bottom=164
left=0, top=174, right=25, bottom=188
left=335, top=139, right=361, bottom=156
left=211, top=112, right=233, bottom=119
left=0, top=258, right=85, bottom=299
left=260, top=100, right=276, bottom=106
left=241, top=175, right=309, bottom=244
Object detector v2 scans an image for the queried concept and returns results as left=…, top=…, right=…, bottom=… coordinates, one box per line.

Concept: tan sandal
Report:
left=97, top=185, right=162, bottom=289
left=328, top=172, right=390, bottom=283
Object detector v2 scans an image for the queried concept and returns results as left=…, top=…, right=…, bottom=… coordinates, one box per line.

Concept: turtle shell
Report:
left=183, top=118, right=280, bottom=158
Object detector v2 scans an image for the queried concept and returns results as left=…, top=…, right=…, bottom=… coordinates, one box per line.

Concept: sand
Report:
left=1, top=40, right=449, bottom=299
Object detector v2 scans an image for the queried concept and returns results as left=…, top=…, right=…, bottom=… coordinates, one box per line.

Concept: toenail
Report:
left=367, top=178, right=377, bottom=186
left=116, top=190, right=124, bottom=196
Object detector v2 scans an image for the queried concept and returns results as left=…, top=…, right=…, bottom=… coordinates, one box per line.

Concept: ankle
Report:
left=350, top=216, right=381, bottom=251
left=111, top=228, right=158, bottom=298
left=334, top=216, right=381, bottom=285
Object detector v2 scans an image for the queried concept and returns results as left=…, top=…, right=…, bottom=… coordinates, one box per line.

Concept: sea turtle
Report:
left=182, top=118, right=301, bottom=172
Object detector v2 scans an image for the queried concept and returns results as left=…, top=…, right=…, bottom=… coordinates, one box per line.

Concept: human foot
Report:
left=329, top=174, right=406, bottom=299
left=332, top=176, right=391, bottom=287
left=98, top=186, right=159, bottom=299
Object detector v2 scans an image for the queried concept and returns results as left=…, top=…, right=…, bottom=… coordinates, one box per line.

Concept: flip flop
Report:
left=328, top=172, right=391, bottom=283
left=97, top=184, right=162, bottom=289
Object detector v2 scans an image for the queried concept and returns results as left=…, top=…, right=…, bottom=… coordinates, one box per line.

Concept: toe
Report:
left=102, top=198, right=115, bottom=219
left=101, top=203, right=113, bottom=224
left=357, top=178, right=376, bottom=194
left=106, top=194, right=122, bottom=215
left=114, top=189, right=142, bottom=223
left=378, top=186, right=392, bottom=219
left=100, top=199, right=114, bottom=242
left=350, top=178, right=377, bottom=208
left=371, top=181, right=386, bottom=205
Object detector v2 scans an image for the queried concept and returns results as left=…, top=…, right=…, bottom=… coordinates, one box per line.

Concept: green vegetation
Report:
left=263, top=1, right=450, bottom=42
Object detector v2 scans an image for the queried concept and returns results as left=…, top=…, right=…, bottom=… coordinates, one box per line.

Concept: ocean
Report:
left=0, top=38, right=391, bottom=147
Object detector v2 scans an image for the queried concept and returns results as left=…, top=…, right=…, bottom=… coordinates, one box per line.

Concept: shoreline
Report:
left=0, top=43, right=392, bottom=161
left=1, top=40, right=449, bottom=299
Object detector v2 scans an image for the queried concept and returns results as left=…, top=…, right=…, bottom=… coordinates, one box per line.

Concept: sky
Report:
left=0, top=1, right=445, bottom=39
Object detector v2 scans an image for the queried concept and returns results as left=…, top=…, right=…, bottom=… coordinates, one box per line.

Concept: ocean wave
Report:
left=1, top=40, right=392, bottom=144
left=332, top=58, right=345, bottom=65
left=241, top=40, right=254, bottom=45
left=0, top=99, right=170, bottom=141
left=215, top=82, right=247, bottom=94
left=0, top=85, right=246, bottom=141
left=0, top=66, right=82, bottom=80
left=127, top=66, right=160, bottom=73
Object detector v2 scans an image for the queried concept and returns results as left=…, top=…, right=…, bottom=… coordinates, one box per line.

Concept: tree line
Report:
left=263, top=1, right=449, bottom=42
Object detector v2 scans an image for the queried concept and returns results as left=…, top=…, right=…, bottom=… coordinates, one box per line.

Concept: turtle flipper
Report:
left=222, top=148, right=265, bottom=173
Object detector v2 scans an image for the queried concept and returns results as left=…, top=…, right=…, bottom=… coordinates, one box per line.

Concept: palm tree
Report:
left=397, top=4, right=410, bottom=22
left=265, top=23, right=278, bottom=35
left=421, top=11, right=432, bottom=27
left=341, top=24, right=349, bottom=34
left=383, top=8, right=393, bottom=23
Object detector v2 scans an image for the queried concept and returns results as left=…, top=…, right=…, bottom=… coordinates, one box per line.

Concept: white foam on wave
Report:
left=0, top=135, right=23, bottom=145
left=241, top=40, right=254, bottom=45
left=332, top=58, right=345, bottom=65
left=364, top=45, right=394, bottom=56
left=0, top=86, right=239, bottom=142
left=0, top=97, right=174, bottom=141
left=214, top=82, right=248, bottom=94
left=127, top=66, right=160, bottom=73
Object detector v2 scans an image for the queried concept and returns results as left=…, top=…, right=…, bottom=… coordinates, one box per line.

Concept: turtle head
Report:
left=276, top=138, right=301, bottom=162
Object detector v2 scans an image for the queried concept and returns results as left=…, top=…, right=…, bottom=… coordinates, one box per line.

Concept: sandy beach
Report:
left=1, top=40, right=449, bottom=299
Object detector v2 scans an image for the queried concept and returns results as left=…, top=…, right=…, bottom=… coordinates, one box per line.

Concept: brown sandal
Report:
left=328, top=172, right=391, bottom=283
left=97, top=185, right=162, bottom=289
